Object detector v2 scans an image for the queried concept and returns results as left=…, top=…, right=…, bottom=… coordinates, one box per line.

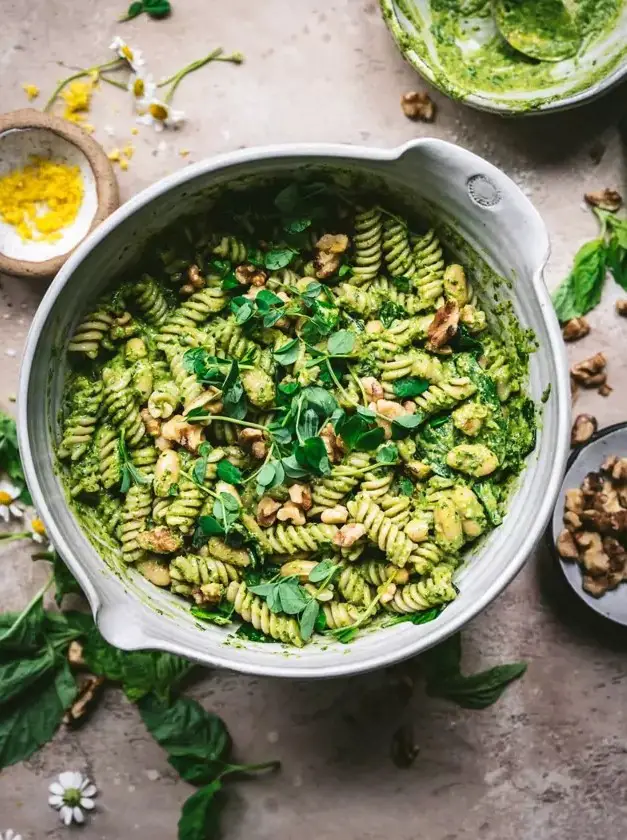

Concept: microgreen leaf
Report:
left=392, top=377, right=430, bottom=399
left=118, top=433, right=151, bottom=494
left=273, top=338, right=300, bottom=366
left=216, top=460, right=243, bottom=486
left=298, top=599, right=319, bottom=642
left=308, top=558, right=340, bottom=584
left=398, top=477, right=414, bottom=496
left=190, top=605, right=234, bottom=626
left=264, top=248, right=297, bottom=271
left=294, top=437, right=331, bottom=476
left=231, top=296, right=255, bottom=325
left=376, top=443, right=398, bottom=463
left=338, top=264, right=352, bottom=277
left=552, top=238, right=607, bottom=322
left=390, top=414, right=423, bottom=440
left=198, top=516, right=225, bottom=537
left=192, top=442, right=213, bottom=485
left=327, top=329, right=355, bottom=356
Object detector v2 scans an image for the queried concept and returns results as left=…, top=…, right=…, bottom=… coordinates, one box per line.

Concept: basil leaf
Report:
left=383, top=607, right=440, bottom=627
left=299, top=599, right=319, bottom=642
left=0, top=660, right=76, bottom=769
left=281, top=455, right=310, bottom=480
left=273, top=338, right=300, bottom=366
left=327, top=329, right=355, bottom=356
left=264, top=249, right=296, bottom=270
left=192, top=443, right=213, bottom=485
left=0, top=652, right=56, bottom=709
left=571, top=238, right=607, bottom=318
left=143, top=0, right=171, bottom=16
left=300, top=386, right=338, bottom=418
left=123, top=0, right=145, bottom=19
left=216, top=460, right=243, bottom=485
left=178, top=779, right=224, bottom=839
left=274, top=184, right=301, bottom=215
left=393, top=377, right=430, bottom=399
left=607, top=233, right=627, bottom=290
left=49, top=551, right=82, bottom=605
left=356, top=427, right=385, bottom=451
left=450, top=324, right=483, bottom=355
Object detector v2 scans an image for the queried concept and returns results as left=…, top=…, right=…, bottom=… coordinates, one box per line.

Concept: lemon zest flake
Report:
left=0, top=157, right=84, bottom=243
left=22, top=83, right=40, bottom=101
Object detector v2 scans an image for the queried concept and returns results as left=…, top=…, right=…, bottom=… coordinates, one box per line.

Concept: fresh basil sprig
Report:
left=120, top=0, right=171, bottom=21
left=118, top=433, right=151, bottom=494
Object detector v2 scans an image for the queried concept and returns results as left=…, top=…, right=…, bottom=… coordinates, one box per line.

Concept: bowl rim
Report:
left=379, top=0, right=627, bottom=116
left=18, top=139, right=571, bottom=677
left=0, top=109, right=119, bottom=279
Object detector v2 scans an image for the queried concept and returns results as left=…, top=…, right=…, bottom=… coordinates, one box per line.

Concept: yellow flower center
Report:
left=32, top=518, right=46, bottom=536
left=149, top=103, right=168, bottom=121
left=132, top=78, right=145, bottom=97
left=122, top=45, right=134, bottom=61
left=0, top=491, right=12, bottom=505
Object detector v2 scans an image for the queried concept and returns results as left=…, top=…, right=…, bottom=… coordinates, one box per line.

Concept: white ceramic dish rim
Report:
left=380, top=0, right=627, bottom=115
left=18, top=140, right=571, bottom=678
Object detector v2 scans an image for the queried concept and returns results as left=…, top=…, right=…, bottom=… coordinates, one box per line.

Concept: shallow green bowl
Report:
left=380, top=0, right=627, bottom=114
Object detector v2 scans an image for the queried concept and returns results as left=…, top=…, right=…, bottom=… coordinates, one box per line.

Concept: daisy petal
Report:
left=10, top=504, right=23, bottom=518
left=73, top=806, right=85, bottom=824
left=81, top=784, right=97, bottom=797
left=80, top=797, right=95, bottom=810
left=71, top=771, right=84, bottom=788
left=49, top=794, right=64, bottom=806
left=60, top=805, right=73, bottom=825
left=0, top=507, right=9, bottom=523
left=59, top=771, right=75, bottom=788
left=49, top=782, right=64, bottom=795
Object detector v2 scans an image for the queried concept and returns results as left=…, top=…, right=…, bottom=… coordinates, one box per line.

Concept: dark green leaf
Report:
left=198, top=516, right=225, bottom=537
left=327, top=330, right=355, bottom=356
left=231, top=296, right=255, bottom=325
left=0, top=660, right=76, bottom=770
left=264, top=249, right=296, bottom=271
left=190, top=606, right=233, bottom=627
left=277, top=579, right=308, bottom=615
left=356, top=427, right=385, bottom=451
left=314, top=609, right=327, bottom=633
left=284, top=218, right=311, bottom=234
left=300, top=282, right=323, bottom=302
left=0, top=652, right=55, bottom=708
left=380, top=301, right=408, bottom=327
left=235, top=623, right=273, bottom=643
left=338, top=264, right=352, bottom=278
left=294, top=437, right=331, bottom=476
left=383, top=607, right=440, bottom=627
left=178, top=780, right=223, bottom=840
left=274, top=184, right=301, bottom=215
left=450, top=324, right=483, bottom=355
left=255, top=289, right=283, bottom=311
left=300, top=386, right=338, bottom=418
left=143, top=0, right=171, bottom=17
left=299, top=599, right=319, bottom=642
left=0, top=592, right=47, bottom=653
left=551, top=275, right=578, bottom=323
left=118, top=433, right=150, bottom=494
left=391, top=275, right=411, bottom=292
left=398, top=477, right=414, bottom=497
left=273, top=338, right=300, bottom=366
left=392, top=377, right=430, bottom=399
left=123, top=1, right=145, bottom=19
left=425, top=663, right=527, bottom=709
left=192, top=442, right=212, bottom=485
left=50, top=552, right=83, bottom=605
left=0, top=411, right=30, bottom=502
left=281, top=454, right=310, bottom=480
left=607, top=232, right=627, bottom=290
left=216, top=460, right=243, bottom=485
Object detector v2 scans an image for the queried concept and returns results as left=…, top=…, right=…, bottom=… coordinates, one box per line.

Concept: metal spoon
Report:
left=493, top=0, right=581, bottom=62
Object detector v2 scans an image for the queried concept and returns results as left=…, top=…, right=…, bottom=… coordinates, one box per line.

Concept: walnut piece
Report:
left=575, top=531, right=611, bottom=576
left=188, top=264, right=205, bottom=290
left=256, top=497, right=282, bottom=527
left=616, top=299, right=627, bottom=317
left=161, top=414, right=205, bottom=452
left=251, top=440, right=268, bottom=459
left=426, top=300, right=459, bottom=352
left=565, top=488, right=584, bottom=513
left=183, top=388, right=223, bottom=416
left=611, top=457, right=627, bottom=482
left=561, top=317, right=590, bottom=342
left=276, top=501, right=306, bottom=526
left=584, top=188, right=623, bottom=212
left=571, top=414, right=597, bottom=446
left=570, top=352, right=607, bottom=388
left=320, top=423, right=344, bottom=462
left=361, top=376, right=384, bottom=400
left=333, top=523, right=366, bottom=548
left=288, top=483, right=312, bottom=511
left=68, top=640, right=86, bottom=669
left=598, top=383, right=613, bottom=398
left=141, top=408, right=161, bottom=437
left=235, top=263, right=268, bottom=287
left=313, top=233, right=349, bottom=279
left=64, top=675, right=106, bottom=727
left=563, top=511, right=582, bottom=531
left=557, top=529, right=579, bottom=559
left=137, top=527, right=182, bottom=555
left=239, top=428, right=264, bottom=446
left=400, top=91, right=436, bottom=122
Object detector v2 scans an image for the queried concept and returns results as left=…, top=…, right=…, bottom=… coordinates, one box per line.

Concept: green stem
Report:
left=161, top=48, right=224, bottom=102
left=180, top=470, right=218, bottom=498
left=325, top=360, right=357, bottom=407
left=348, top=366, right=369, bottom=407
left=188, top=415, right=270, bottom=432
left=0, top=531, right=31, bottom=543
left=219, top=759, right=281, bottom=780
left=99, top=75, right=129, bottom=91
left=242, top=445, right=275, bottom=486
left=329, top=573, right=396, bottom=639
left=44, top=59, right=124, bottom=110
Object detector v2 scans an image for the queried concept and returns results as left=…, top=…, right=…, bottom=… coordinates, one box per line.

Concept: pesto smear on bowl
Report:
left=384, top=0, right=626, bottom=110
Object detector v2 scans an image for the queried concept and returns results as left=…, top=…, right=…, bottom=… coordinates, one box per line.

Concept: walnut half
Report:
left=570, top=353, right=606, bottom=388
left=400, top=91, right=436, bottom=122
left=571, top=414, right=597, bottom=446
left=584, top=188, right=622, bottom=213
left=562, top=317, right=590, bottom=342
left=426, top=300, right=459, bottom=352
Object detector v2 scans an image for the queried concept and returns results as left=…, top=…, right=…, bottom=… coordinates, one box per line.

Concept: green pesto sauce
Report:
left=389, top=0, right=625, bottom=106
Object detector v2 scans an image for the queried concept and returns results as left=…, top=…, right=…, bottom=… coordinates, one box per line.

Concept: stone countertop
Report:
left=1, top=1, right=627, bottom=837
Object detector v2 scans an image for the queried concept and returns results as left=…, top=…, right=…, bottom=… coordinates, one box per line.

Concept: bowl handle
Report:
left=96, top=602, right=153, bottom=651
left=395, top=139, right=551, bottom=282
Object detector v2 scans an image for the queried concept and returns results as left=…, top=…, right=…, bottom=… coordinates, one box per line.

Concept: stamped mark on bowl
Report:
left=467, top=174, right=502, bottom=208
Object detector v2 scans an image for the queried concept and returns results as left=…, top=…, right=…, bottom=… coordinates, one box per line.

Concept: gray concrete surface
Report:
left=1, top=1, right=627, bottom=837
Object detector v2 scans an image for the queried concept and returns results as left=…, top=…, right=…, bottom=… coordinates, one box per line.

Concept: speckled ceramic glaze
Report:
left=18, top=140, right=570, bottom=678
left=0, top=110, right=118, bottom=278
left=380, top=0, right=627, bottom=114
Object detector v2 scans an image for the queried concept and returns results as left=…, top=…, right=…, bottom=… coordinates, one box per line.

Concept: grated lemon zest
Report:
left=0, top=156, right=83, bottom=242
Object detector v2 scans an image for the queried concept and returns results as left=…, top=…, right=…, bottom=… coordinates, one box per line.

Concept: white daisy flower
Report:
left=0, top=479, right=23, bottom=523
left=128, top=72, right=156, bottom=110
left=137, top=99, right=185, bottom=132
left=29, top=516, right=53, bottom=552
left=48, top=771, right=97, bottom=826
left=109, top=36, right=144, bottom=71
left=0, top=831, right=23, bottom=840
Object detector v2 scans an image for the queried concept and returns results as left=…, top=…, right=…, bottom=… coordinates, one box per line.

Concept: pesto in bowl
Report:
left=380, top=0, right=627, bottom=113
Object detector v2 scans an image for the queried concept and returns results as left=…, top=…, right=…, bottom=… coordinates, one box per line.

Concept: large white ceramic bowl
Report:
left=380, top=0, right=627, bottom=114
left=19, top=140, right=570, bottom=678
